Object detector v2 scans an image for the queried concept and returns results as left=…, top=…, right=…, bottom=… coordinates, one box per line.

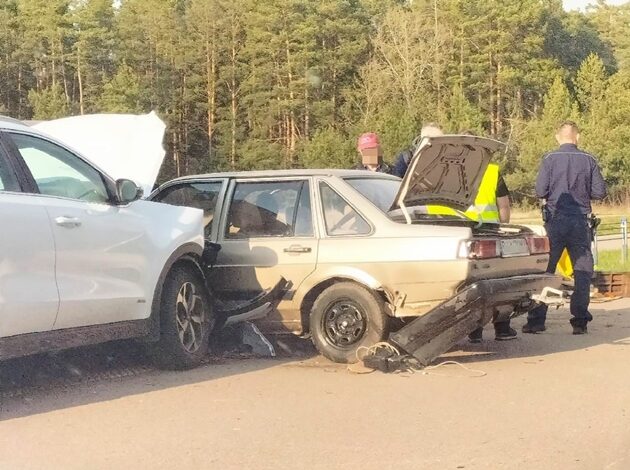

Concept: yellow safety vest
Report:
left=426, top=164, right=501, bottom=223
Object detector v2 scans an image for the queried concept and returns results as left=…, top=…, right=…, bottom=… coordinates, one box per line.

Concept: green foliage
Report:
left=98, top=64, right=142, bottom=113
left=0, top=0, right=628, bottom=198
left=298, top=127, right=355, bottom=169
left=28, top=83, right=69, bottom=119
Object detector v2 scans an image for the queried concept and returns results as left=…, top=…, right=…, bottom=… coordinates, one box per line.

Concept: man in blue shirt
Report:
left=524, top=121, right=606, bottom=335
left=392, top=123, right=443, bottom=178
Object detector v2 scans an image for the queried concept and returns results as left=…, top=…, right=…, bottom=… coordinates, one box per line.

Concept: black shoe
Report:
left=522, top=323, right=547, bottom=334
left=572, top=325, right=588, bottom=335
left=495, top=327, right=518, bottom=341
left=468, top=327, right=483, bottom=343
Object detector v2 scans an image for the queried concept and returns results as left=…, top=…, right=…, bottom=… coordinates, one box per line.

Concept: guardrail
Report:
left=593, top=217, right=628, bottom=266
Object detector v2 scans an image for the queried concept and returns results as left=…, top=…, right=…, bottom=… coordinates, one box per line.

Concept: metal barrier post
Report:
left=622, top=217, right=628, bottom=263
left=593, top=230, right=599, bottom=267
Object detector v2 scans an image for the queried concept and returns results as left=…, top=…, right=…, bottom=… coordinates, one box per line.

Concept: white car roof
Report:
left=0, top=115, right=38, bottom=132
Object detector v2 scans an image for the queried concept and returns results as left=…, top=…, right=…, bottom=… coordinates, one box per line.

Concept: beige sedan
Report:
left=151, top=136, right=560, bottom=363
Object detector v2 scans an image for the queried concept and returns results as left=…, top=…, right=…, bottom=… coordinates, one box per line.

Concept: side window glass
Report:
left=294, top=183, right=314, bottom=237
left=0, top=151, right=19, bottom=192
left=156, top=181, right=223, bottom=237
left=320, top=182, right=371, bottom=236
left=11, top=133, right=109, bottom=203
left=226, top=180, right=310, bottom=239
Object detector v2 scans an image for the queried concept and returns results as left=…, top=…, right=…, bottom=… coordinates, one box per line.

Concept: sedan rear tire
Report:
left=310, top=282, right=388, bottom=363
left=150, top=264, right=214, bottom=370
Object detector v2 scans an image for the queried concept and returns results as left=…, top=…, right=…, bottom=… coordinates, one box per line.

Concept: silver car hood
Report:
left=33, top=112, right=166, bottom=196
left=392, top=135, right=506, bottom=212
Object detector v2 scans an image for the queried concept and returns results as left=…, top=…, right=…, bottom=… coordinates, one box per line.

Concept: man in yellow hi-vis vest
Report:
left=421, top=164, right=514, bottom=341
left=463, top=163, right=516, bottom=341
left=399, top=129, right=514, bottom=341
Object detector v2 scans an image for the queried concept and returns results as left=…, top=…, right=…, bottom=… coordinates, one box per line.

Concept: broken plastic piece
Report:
left=531, top=287, right=567, bottom=307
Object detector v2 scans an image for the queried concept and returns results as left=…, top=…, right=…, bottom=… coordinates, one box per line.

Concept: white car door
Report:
left=0, top=138, right=59, bottom=338
left=7, top=131, right=153, bottom=330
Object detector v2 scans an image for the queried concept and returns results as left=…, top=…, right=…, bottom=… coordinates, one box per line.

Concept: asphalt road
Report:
left=1, top=300, right=630, bottom=470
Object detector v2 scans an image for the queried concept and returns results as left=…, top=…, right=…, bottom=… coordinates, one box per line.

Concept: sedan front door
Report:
left=209, top=178, right=318, bottom=330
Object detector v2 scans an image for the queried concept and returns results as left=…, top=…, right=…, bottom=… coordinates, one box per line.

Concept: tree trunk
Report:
left=488, top=53, right=495, bottom=137
left=496, top=62, right=502, bottom=136
left=285, top=38, right=296, bottom=165
left=433, top=0, right=442, bottom=117
left=77, top=44, right=84, bottom=115
left=207, top=40, right=216, bottom=165
left=230, top=28, right=237, bottom=170
left=304, top=68, right=310, bottom=140
left=17, top=64, right=22, bottom=118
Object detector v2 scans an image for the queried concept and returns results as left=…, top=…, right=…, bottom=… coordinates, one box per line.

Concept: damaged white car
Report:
left=152, top=135, right=563, bottom=363
left=0, top=113, right=213, bottom=368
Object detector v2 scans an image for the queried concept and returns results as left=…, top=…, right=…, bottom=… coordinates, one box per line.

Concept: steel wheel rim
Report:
left=322, top=300, right=367, bottom=348
left=175, top=281, right=205, bottom=353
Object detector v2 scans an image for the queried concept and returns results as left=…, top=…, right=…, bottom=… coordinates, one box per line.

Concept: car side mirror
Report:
left=115, top=179, right=143, bottom=204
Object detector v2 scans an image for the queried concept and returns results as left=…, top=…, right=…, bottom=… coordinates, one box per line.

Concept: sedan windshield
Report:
left=344, top=177, right=400, bottom=212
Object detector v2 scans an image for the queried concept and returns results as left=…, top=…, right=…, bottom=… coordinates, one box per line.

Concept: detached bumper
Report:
left=389, top=274, right=563, bottom=366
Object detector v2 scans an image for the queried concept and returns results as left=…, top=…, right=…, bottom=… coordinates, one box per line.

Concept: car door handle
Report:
left=55, top=216, right=82, bottom=228
left=283, top=245, right=312, bottom=254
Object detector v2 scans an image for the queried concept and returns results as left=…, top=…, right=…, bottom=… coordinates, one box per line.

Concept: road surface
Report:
left=1, top=300, right=629, bottom=470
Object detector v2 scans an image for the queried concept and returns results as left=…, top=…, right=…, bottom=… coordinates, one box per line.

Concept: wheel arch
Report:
left=299, top=275, right=391, bottom=335
left=147, top=242, right=206, bottom=341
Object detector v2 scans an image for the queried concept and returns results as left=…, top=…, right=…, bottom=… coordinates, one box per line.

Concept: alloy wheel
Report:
left=175, top=281, right=205, bottom=353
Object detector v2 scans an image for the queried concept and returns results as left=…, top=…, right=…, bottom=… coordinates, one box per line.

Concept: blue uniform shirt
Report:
left=535, top=143, right=606, bottom=215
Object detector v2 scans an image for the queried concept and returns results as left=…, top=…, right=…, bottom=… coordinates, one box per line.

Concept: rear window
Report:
left=344, top=177, right=400, bottom=212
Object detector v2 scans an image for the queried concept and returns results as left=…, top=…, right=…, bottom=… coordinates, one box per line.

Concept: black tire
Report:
left=150, top=264, right=214, bottom=370
left=310, top=282, right=389, bottom=364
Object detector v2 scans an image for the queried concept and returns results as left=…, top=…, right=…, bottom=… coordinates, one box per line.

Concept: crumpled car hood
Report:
left=392, top=135, right=506, bottom=212
left=33, top=112, right=166, bottom=196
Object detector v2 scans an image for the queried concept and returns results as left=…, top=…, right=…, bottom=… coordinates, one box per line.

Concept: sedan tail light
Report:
left=526, top=236, right=550, bottom=254
left=461, top=239, right=500, bottom=259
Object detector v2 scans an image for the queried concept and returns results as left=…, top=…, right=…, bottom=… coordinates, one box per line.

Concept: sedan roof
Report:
left=169, top=169, right=401, bottom=182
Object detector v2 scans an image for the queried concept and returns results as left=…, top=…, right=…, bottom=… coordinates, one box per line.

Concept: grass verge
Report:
left=595, top=249, right=630, bottom=272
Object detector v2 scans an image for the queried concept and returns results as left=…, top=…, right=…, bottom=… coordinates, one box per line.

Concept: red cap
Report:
left=357, top=132, right=380, bottom=151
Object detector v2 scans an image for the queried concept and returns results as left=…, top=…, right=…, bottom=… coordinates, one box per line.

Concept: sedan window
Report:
left=226, top=180, right=312, bottom=239
left=155, top=181, right=223, bottom=236
left=344, top=177, right=400, bottom=212
left=320, top=182, right=371, bottom=236
left=10, top=133, right=108, bottom=203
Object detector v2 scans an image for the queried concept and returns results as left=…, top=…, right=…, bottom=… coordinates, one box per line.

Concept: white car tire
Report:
left=310, top=282, right=388, bottom=364
left=150, top=264, right=213, bottom=369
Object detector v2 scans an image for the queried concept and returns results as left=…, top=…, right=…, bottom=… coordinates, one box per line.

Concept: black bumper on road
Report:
left=389, top=274, right=563, bottom=366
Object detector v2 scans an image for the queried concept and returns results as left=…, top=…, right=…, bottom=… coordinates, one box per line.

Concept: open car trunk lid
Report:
left=391, top=135, right=506, bottom=214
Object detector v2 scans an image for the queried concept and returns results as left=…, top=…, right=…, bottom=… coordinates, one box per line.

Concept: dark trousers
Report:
left=528, top=213, right=594, bottom=327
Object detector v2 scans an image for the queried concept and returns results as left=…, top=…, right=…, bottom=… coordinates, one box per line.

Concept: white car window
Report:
left=11, top=133, right=109, bottom=203
left=226, top=180, right=312, bottom=239
left=320, top=182, right=371, bottom=236
left=0, top=152, right=19, bottom=192
left=155, top=181, right=223, bottom=237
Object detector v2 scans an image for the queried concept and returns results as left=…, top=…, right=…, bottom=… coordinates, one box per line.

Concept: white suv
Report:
left=0, top=114, right=213, bottom=369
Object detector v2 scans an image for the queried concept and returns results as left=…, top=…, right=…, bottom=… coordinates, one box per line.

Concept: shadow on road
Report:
left=2, top=302, right=628, bottom=421
left=0, top=327, right=317, bottom=421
